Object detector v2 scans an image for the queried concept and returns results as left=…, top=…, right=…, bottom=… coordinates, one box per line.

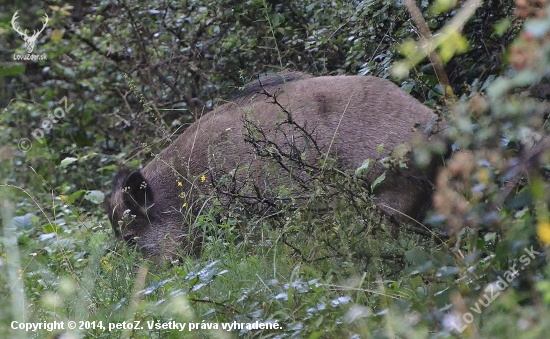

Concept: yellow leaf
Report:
left=400, top=40, right=417, bottom=56
left=445, top=85, right=454, bottom=97
left=537, top=221, right=550, bottom=245
left=50, top=29, right=63, bottom=42
left=477, top=167, right=490, bottom=185
left=430, top=0, right=457, bottom=14
left=49, top=5, right=60, bottom=11
left=61, top=10, right=72, bottom=16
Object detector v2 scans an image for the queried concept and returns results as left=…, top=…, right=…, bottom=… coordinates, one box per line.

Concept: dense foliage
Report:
left=3, top=0, right=550, bottom=338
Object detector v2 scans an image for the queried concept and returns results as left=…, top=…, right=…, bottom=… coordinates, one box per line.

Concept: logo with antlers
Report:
left=11, top=11, right=49, bottom=54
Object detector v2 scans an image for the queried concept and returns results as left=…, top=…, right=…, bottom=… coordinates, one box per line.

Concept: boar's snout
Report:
left=105, top=169, right=199, bottom=260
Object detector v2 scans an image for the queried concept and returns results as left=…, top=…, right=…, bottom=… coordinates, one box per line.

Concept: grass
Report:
left=0, top=173, right=450, bottom=338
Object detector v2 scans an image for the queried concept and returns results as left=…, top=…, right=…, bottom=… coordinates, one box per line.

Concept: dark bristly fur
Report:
left=105, top=73, right=446, bottom=261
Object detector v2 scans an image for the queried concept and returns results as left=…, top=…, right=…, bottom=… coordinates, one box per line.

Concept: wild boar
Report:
left=105, top=73, right=445, bottom=260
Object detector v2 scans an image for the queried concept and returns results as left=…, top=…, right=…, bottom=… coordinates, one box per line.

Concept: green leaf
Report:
left=42, top=223, right=59, bottom=234
left=494, top=18, right=511, bottom=36
left=405, top=249, right=430, bottom=266
left=0, top=64, right=25, bottom=77
left=512, top=70, right=540, bottom=88
left=84, top=190, right=105, bottom=204
left=355, top=158, right=371, bottom=175
left=60, top=157, right=78, bottom=167
left=67, top=190, right=86, bottom=204
left=12, top=213, right=38, bottom=231
left=371, top=172, right=386, bottom=191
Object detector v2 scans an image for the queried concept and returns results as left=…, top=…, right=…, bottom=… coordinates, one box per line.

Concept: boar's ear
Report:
left=122, top=170, right=154, bottom=215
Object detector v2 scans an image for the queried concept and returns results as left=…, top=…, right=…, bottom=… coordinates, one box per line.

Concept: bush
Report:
left=6, top=0, right=550, bottom=338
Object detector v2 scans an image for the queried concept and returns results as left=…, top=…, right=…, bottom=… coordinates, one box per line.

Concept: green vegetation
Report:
left=2, top=0, right=550, bottom=338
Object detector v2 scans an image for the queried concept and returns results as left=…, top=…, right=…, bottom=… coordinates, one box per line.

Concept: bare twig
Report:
left=403, top=0, right=452, bottom=95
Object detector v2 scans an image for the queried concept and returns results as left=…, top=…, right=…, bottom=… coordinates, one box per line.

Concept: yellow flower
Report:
left=182, top=202, right=187, bottom=208
left=18, top=268, right=23, bottom=280
left=180, top=191, right=186, bottom=198
left=177, top=181, right=182, bottom=187
left=201, top=174, right=206, bottom=183
left=101, top=258, right=113, bottom=271
left=59, top=195, right=67, bottom=203
left=537, top=221, right=550, bottom=245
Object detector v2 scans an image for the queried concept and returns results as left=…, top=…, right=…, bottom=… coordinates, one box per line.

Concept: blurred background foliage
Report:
left=4, top=0, right=550, bottom=338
